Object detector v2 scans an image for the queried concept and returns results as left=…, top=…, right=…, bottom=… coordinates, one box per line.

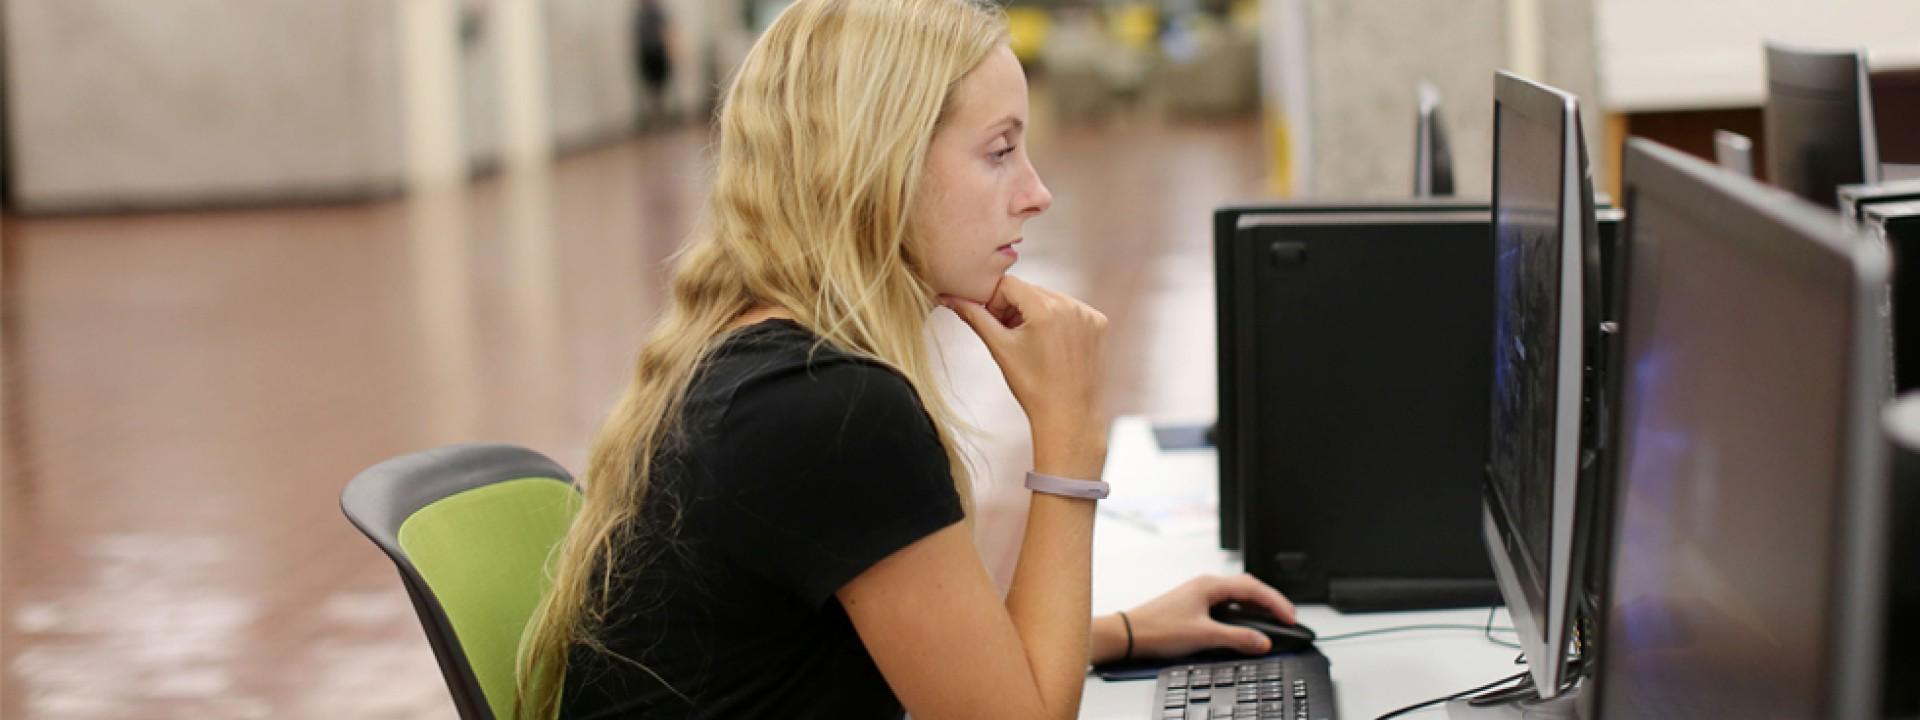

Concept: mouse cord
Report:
left=1314, top=610, right=1517, bottom=646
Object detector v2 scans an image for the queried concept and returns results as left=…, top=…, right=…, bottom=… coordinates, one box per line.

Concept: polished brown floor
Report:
left=0, top=111, right=1267, bottom=718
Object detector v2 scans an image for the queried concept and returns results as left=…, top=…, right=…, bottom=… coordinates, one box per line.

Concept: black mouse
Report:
left=1210, top=601, right=1317, bottom=654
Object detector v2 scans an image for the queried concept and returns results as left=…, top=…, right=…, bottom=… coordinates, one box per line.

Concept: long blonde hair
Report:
left=515, top=1, right=1008, bottom=716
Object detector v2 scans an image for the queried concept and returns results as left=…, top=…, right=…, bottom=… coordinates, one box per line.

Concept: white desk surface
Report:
left=1078, top=416, right=1522, bottom=719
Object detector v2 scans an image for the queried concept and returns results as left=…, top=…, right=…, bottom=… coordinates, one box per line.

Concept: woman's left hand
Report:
left=1109, top=574, right=1299, bottom=661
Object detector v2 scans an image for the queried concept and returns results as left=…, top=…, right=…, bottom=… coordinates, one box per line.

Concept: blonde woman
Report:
left=519, top=0, right=1298, bottom=717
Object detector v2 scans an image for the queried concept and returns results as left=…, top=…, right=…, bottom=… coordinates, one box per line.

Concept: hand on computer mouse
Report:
left=1097, top=573, right=1298, bottom=662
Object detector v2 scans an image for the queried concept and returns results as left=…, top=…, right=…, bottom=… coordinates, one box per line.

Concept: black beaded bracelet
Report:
left=1118, top=611, right=1134, bottom=661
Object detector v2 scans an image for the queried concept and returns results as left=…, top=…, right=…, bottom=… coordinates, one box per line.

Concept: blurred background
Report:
left=0, top=0, right=1916, bottom=718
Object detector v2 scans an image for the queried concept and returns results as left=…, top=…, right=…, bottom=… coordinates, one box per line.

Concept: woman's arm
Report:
left=840, top=504, right=1094, bottom=719
left=842, top=276, right=1109, bottom=719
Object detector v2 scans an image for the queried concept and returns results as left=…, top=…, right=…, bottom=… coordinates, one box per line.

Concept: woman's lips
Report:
left=997, top=239, right=1021, bottom=260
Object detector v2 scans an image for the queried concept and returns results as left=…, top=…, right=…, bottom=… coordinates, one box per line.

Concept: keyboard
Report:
left=1152, top=651, right=1336, bottom=720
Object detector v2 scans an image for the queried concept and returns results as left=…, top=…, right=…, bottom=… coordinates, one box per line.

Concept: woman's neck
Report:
left=725, top=306, right=797, bottom=333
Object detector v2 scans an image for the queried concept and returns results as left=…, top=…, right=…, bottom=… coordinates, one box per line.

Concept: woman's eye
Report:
left=991, top=146, right=1016, bottom=162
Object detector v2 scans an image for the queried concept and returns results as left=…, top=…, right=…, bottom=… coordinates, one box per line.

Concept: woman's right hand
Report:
left=944, top=275, right=1110, bottom=478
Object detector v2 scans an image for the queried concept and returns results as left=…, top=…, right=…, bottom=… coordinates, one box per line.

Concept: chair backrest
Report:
left=341, top=444, right=581, bottom=720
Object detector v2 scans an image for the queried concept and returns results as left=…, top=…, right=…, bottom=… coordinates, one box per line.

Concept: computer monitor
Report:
left=1415, top=81, right=1456, bottom=197
left=1764, top=41, right=1881, bottom=208
left=1713, top=130, right=1755, bottom=178
left=1484, top=71, right=1605, bottom=700
left=1590, top=138, right=1891, bottom=719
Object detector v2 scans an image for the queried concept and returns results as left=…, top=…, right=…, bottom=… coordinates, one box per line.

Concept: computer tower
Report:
left=1868, top=201, right=1920, bottom=393
left=1232, top=210, right=1497, bottom=610
left=1839, top=178, right=1920, bottom=228
left=1885, top=394, right=1920, bottom=718
left=1225, top=209, right=1622, bottom=611
left=1213, top=199, right=1487, bottom=551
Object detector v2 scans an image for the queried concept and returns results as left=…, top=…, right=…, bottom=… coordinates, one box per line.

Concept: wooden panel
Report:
left=1873, top=68, right=1920, bottom=163
left=1622, top=106, right=1768, bottom=181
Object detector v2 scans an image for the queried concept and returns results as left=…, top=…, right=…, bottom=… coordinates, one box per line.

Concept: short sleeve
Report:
left=705, top=358, right=965, bottom=608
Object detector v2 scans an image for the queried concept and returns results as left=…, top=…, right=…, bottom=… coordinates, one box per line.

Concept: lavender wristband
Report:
left=1024, top=470, right=1110, bottom=500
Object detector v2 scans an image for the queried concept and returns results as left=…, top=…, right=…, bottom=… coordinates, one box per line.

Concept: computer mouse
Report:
left=1210, top=601, right=1317, bottom=654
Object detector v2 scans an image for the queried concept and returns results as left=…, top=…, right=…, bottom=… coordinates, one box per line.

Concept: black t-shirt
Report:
left=560, top=319, right=966, bottom=719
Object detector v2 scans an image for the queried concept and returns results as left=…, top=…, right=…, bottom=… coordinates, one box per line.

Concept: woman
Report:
left=518, top=1, right=1297, bottom=717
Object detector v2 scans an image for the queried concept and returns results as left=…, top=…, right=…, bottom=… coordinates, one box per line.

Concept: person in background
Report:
left=634, top=0, right=674, bottom=127
left=519, top=1, right=1298, bottom=717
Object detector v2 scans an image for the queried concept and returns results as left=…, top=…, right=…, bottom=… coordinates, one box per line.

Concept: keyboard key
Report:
left=1154, top=654, right=1331, bottom=720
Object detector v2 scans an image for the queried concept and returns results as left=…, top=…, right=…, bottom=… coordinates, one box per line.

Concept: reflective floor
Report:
left=0, top=112, right=1266, bottom=718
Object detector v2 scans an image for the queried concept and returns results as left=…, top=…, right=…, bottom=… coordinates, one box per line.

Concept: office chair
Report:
left=341, top=444, right=581, bottom=720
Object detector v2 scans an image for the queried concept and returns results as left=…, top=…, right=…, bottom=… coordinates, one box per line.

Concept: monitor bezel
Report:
left=1485, top=70, right=1590, bottom=700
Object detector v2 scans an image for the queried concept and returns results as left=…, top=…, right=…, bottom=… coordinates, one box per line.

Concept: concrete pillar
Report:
left=1294, top=0, right=1602, bottom=199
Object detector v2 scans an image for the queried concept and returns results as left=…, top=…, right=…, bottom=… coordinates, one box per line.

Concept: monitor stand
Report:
left=1444, top=684, right=1585, bottom=719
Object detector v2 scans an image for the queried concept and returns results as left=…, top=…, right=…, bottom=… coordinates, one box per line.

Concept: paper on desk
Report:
left=1098, top=490, right=1218, bottom=537
left=1098, top=416, right=1221, bottom=537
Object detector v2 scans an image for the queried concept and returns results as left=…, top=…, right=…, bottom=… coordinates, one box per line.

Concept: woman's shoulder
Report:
left=702, top=319, right=928, bottom=427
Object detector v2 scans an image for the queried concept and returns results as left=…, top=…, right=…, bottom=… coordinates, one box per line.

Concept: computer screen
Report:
left=1764, top=41, right=1881, bottom=208
left=1593, top=138, right=1890, bottom=719
left=1485, top=71, right=1595, bottom=700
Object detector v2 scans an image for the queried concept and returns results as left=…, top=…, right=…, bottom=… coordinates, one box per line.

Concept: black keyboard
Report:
left=1152, top=651, right=1336, bottom=720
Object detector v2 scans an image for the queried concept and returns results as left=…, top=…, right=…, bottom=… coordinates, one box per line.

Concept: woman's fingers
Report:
left=946, top=275, right=1108, bottom=447
left=944, top=297, right=1011, bottom=342
left=1215, top=624, right=1273, bottom=655
left=1210, top=574, right=1299, bottom=625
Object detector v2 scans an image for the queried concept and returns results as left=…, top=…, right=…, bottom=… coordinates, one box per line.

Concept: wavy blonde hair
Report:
left=514, top=1, right=1008, bottom=716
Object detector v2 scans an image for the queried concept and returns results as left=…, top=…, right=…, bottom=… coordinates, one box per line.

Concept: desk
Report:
left=1078, top=417, right=1523, bottom=719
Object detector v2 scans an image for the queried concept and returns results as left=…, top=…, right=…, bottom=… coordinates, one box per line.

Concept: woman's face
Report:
left=913, top=46, right=1053, bottom=304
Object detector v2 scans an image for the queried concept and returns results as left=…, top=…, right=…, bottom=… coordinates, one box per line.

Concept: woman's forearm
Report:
left=1004, top=493, right=1097, bottom=717
left=1003, top=426, right=1108, bottom=717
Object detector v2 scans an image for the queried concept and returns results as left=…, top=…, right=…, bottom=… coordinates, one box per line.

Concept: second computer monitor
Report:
left=1592, top=138, right=1891, bottom=719
left=1714, top=130, right=1756, bottom=178
left=1485, top=71, right=1601, bottom=700
left=1415, top=81, right=1456, bottom=197
left=1764, top=41, right=1881, bottom=208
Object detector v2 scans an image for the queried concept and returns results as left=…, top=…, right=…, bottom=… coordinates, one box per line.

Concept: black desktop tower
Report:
left=1839, top=178, right=1920, bottom=226
left=1232, top=210, right=1498, bottom=610
left=1212, top=199, right=1487, bottom=551
left=1883, top=393, right=1920, bottom=718
left=1868, top=201, right=1920, bottom=393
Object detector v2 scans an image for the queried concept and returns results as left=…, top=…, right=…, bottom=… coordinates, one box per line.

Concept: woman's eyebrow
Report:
left=985, top=116, right=1025, bottom=136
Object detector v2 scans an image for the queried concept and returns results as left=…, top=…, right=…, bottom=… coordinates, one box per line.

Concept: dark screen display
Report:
left=1490, top=102, right=1564, bottom=614
left=1598, top=189, right=1847, bottom=718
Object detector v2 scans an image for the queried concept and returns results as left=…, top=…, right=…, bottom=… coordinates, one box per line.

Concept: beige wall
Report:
left=3, top=1, right=405, bottom=211
left=1300, top=0, right=1603, bottom=199
left=2, top=0, right=715, bottom=211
